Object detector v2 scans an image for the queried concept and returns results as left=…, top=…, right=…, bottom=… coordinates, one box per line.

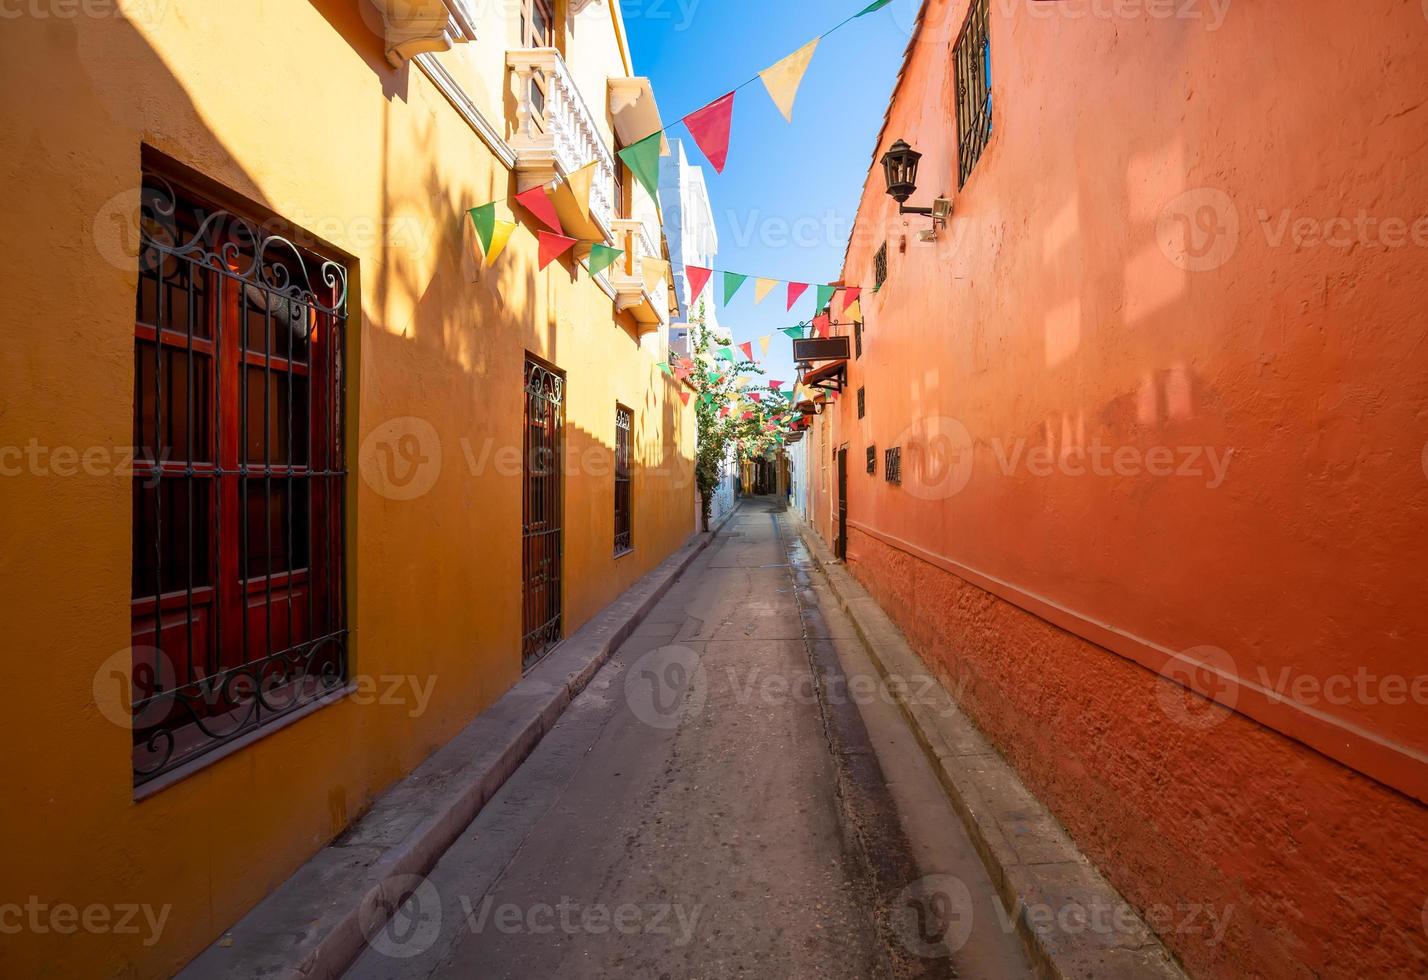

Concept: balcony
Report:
left=363, top=0, right=477, bottom=68
left=506, top=47, right=617, bottom=242
left=609, top=218, right=666, bottom=330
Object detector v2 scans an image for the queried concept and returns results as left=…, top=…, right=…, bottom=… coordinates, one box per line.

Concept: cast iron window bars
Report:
left=130, top=172, right=349, bottom=787
left=614, top=405, right=633, bottom=555
left=857, top=386, right=866, bottom=419
left=885, top=446, right=902, bottom=485
left=867, top=446, right=877, bottom=475
left=874, top=242, right=888, bottom=290
left=954, top=0, right=993, bottom=187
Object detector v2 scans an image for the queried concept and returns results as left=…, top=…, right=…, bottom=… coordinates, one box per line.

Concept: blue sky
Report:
left=625, top=0, right=918, bottom=384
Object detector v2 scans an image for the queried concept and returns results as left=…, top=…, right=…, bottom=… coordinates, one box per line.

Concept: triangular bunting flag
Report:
left=781, top=326, right=805, bottom=339
left=769, top=379, right=784, bottom=390
left=679, top=390, right=691, bottom=406
left=857, top=0, right=893, bottom=14
left=683, top=91, right=735, bottom=173
left=468, top=202, right=496, bottom=254
left=657, top=361, right=674, bottom=376
left=720, top=405, right=730, bottom=418
left=846, top=298, right=863, bottom=321
left=723, top=271, right=748, bottom=304
left=516, top=185, right=563, bottom=234
left=815, top=284, right=836, bottom=311
left=642, top=257, right=669, bottom=291
left=715, top=347, right=736, bottom=363
left=754, top=278, right=778, bottom=304
left=738, top=341, right=754, bottom=361
left=485, top=220, right=516, bottom=266
left=813, top=313, right=832, bottom=338
left=758, top=39, right=819, bottom=123
left=749, top=392, right=762, bottom=403
left=587, top=243, right=623, bottom=277
left=619, top=131, right=663, bottom=204
left=758, top=335, right=771, bottom=355
left=686, top=264, right=713, bottom=302
left=787, top=282, right=809, bottom=310
left=537, top=232, right=577, bottom=269
left=842, top=286, right=862, bottom=311
left=565, top=161, right=597, bottom=224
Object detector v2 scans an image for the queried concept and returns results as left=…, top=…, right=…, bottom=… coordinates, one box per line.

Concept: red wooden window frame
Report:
left=130, top=171, right=348, bottom=786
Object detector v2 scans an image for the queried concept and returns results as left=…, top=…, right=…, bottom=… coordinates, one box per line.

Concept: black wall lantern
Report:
left=880, top=138, right=951, bottom=230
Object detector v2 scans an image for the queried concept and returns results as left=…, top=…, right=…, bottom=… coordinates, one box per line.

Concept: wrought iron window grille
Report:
left=523, top=359, right=565, bottom=668
left=129, top=172, right=350, bottom=788
left=885, top=446, right=902, bottom=484
left=866, top=446, right=876, bottom=475
left=614, top=405, right=633, bottom=555
left=874, top=242, right=888, bottom=290
left=857, top=386, right=866, bottom=419
left=955, top=0, right=993, bottom=187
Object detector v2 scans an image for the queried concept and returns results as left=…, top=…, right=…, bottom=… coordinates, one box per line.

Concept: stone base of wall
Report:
left=846, top=527, right=1428, bottom=979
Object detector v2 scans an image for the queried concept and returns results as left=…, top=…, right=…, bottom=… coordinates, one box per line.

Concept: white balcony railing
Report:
left=609, top=217, right=663, bottom=320
left=506, top=47, right=616, bottom=236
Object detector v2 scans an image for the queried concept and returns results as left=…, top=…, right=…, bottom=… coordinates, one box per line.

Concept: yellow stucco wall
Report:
left=0, top=2, right=694, bottom=977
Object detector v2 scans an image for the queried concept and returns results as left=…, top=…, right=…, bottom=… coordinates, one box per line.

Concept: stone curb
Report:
left=789, top=517, right=1188, bottom=980
left=179, top=504, right=742, bottom=980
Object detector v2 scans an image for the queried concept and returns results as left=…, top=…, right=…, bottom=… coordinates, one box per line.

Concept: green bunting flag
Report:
left=723, top=271, right=748, bottom=304
left=587, top=243, right=623, bottom=277
left=467, top=203, right=497, bottom=253
left=857, top=0, right=893, bottom=14
left=815, top=284, right=836, bottom=311
left=657, top=361, right=674, bottom=376
left=618, top=132, right=663, bottom=205
left=715, top=347, right=736, bottom=363
left=781, top=326, right=805, bottom=339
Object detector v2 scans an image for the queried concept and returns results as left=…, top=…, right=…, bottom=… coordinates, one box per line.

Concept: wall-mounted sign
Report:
left=792, top=336, right=850, bottom=363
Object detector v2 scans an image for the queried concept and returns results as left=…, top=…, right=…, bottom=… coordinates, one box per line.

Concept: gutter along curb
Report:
left=790, top=516, right=1188, bottom=980
left=179, top=504, right=742, bottom=980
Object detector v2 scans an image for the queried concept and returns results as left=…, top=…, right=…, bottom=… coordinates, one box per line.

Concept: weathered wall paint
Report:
left=822, top=0, right=1428, bottom=976
left=0, top=2, right=693, bottom=977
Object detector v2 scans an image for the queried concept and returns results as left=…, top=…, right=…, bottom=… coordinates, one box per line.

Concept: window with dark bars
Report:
left=955, top=0, right=992, bottom=187
left=857, top=386, right=866, bottom=419
left=874, top=242, right=888, bottom=290
left=854, top=320, right=863, bottom=359
left=130, top=172, right=348, bottom=787
left=614, top=405, right=633, bottom=554
left=866, top=446, right=876, bottom=475
left=885, top=447, right=902, bottom=484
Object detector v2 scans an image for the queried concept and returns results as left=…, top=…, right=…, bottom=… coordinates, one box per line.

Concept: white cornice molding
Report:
left=414, top=53, right=517, bottom=170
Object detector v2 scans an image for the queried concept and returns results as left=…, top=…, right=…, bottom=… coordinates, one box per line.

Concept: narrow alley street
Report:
left=345, top=499, right=1032, bottom=980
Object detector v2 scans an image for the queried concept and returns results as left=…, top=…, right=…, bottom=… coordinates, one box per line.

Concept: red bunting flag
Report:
left=786, top=282, right=809, bottom=310
left=516, top=185, right=563, bottom=234
left=842, top=286, right=862, bottom=311
left=686, top=264, right=713, bottom=302
left=813, top=313, right=831, bottom=338
left=741, top=411, right=754, bottom=420
left=537, top=232, right=577, bottom=269
left=769, top=380, right=784, bottom=390
left=720, top=405, right=730, bottom=417
left=683, top=91, right=735, bottom=173
left=738, top=341, right=754, bottom=361
left=679, top=390, right=691, bottom=406
left=749, top=392, right=762, bottom=403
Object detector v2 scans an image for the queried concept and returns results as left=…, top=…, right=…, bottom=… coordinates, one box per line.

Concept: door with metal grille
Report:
left=522, top=358, right=564, bottom=668
left=836, top=447, right=848, bottom=560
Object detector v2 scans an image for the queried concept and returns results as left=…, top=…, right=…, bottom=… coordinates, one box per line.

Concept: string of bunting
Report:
left=465, top=0, right=897, bottom=300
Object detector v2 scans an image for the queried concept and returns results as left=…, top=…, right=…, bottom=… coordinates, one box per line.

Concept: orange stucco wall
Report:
left=824, top=0, right=1428, bottom=976
left=0, top=3, right=693, bottom=977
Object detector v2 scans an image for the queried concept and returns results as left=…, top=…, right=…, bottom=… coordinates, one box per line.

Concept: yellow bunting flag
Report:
left=566, top=161, right=598, bottom=224
left=758, top=335, right=771, bottom=355
left=485, top=219, right=517, bottom=266
left=846, top=298, right=862, bottom=321
left=753, top=277, right=779, bottom=304
left=759, top=39, right=820, bottom=123
left=641, top=257, right=669, bottom=291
